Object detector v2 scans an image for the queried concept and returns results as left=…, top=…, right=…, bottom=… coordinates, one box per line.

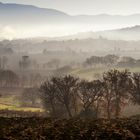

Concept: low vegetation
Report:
left=0, top=116, right=140, bottom=140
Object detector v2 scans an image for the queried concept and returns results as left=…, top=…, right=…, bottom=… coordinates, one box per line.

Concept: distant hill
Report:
left=98, top=25, right=140, bottom=40
left=0, top=2, right=69, bottom=24
left=1, top=2, right=140, bottom=25
left=53, top=25, right=140, bottom=41
left=0, top=2, right=140, bottom=39
left=118, top=25, right=140, bottom=32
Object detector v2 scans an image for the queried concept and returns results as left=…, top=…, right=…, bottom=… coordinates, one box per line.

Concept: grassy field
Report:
left=0, top=103, right=43, bottom=112
left=0, top=93, right=43, bottom=112
left=70, top=66, right=140, bottom=80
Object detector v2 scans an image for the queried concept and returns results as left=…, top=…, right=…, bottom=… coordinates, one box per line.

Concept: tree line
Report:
left=85, top=55, right=140, bottom=68
left=40, top=69, right=140, bottom=119
left=0, top=69, right=42, bottom=88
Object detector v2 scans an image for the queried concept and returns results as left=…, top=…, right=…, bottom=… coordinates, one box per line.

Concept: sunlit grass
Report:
left=0, top=96, right=44, bottom=112
left=0, top=96, right=18, bottom=106
left=0, top=104, right=44, bottom=112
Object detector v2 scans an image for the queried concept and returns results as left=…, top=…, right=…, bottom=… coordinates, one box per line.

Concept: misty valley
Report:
left=0, top=1, right=140, bottom=140
left=0, top=37, right=140, bottom=139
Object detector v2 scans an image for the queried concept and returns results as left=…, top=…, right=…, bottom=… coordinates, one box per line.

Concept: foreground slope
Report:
left=0, top=116, right=140, bottom=140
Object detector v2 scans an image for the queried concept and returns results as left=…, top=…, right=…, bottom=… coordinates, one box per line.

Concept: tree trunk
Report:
left=115, top=96, right=121, bottom=118
left=95, top=101, right=99, bottom=119
left=107, top=103, right=111, bottom=120
left=50, top=100, right=56, bottom=118
left=65, top=103, right=72, bottom=118
left=73, top=98, right=78, bottom=115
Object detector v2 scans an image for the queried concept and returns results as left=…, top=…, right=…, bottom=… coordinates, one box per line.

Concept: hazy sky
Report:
left=0, top=0, right=140, bottom=15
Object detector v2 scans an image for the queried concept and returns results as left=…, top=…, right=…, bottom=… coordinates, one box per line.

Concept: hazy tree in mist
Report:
left=0, top=70, right=19, bottom=87
left=104, top=54, right=119, bottom=66
left=85, top=54, right=119, bottom=67
left=0, top=56, right=8, bottom=70
left=19, top=56, right=31, bottom=70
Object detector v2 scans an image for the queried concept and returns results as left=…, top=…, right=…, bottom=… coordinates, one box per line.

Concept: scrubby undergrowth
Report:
left=0, top=116, right=140, bottom=140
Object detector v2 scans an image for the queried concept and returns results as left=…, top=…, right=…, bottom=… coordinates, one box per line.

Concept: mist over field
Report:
left=0, top=1, right=140, bottom=139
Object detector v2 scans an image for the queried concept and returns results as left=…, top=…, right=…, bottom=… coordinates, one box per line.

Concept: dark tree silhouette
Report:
left=40, top=80, right=57, bottom=117
left=52, top=75, right=79, bottom=118
left=78, top=80, right=103, bottom=118
left=103, top=69, right=132, bottom=118
left=130, top=73, right=140, bottom=105
left=39, top=70, right=140, bottom=119
left=103, top=76, right=115, bottom=119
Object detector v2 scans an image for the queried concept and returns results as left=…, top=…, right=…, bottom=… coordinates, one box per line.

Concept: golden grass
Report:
left=0, top=104, right=44, bottom=112
left=0, top=95, right=43, bottom=112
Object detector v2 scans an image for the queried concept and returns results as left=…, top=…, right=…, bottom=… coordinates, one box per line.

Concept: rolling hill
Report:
left=0, top=2, right=140, bottom=39
left=53, top=25, right=140, bottom=41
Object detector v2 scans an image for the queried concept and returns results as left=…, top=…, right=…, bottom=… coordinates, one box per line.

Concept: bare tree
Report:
left=103, top=77, right=115, bottom=119
left=130, top=73, right=140, bottom=105
left=52, top=75, right=79, bottom=118
left=103, top=69, right=131, bottom=118
left=40, top=80, right=57, bottom=117
left=78, top=80, right=103, bottom=118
